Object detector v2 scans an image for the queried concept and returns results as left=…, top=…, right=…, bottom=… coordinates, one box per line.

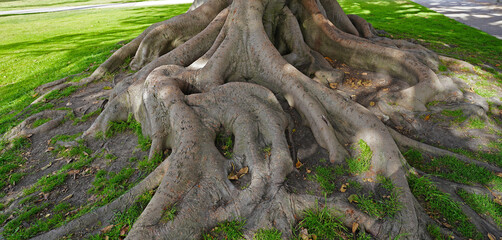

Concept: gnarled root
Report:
left=20, top=0, right=502, bottom=239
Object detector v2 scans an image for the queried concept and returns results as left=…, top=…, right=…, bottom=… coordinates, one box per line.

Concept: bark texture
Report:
left=5, top=0, right=501, bottom=239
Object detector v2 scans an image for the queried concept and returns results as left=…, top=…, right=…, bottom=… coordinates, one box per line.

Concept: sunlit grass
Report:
left=0, top=0, right=160, bottom=11
left=338, top=0, right=502, bottom=67
left=0, top=4, right=191, bottom=134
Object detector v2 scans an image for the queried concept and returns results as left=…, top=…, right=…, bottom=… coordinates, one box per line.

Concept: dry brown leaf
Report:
left=361, top=72, right=368, bottom=76
left=300, top=228, right=309, bottom=240
left=363, top=178, right=374, bottom=183
left=101, top=224, right=114, bottom=234
left=227, top=172, right=238, bottom=180
left=41, top=162, right=52, bottom=171
left=494, top=197, right=502, bottom=206
left=120, top=225, right=129, bottom=236
left=352, top=222, right=359, bottom=233
left=296, top=159, right=303, bottom=169
left=306, top=169, right=311, bottom=174
left=67, top=169, right=80, bottom=175
left=312, top=234, right=317, bottom=240
left=348, top=194, right=358, bottom=203
left=237, top=167, right=248, bottom=177
left=496, top=172, right=502, bottom=177
left=340, top=183, right=348, bottom=193
left=369, top=101, right=375, bottom=107
left=424, top=115, right=431, bottom=121
left=329, top=83, right=338, bottom=89
left=45, top=147, right=54, bottom=152
left=488, top=233, right=496, bottom=240
left=61, top=194, right=73, bottom=202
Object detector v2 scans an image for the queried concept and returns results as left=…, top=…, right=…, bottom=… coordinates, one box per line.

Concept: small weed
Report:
left=438, top=64, right=448, bottom=72
left=203, top=218, right=245, bottom=240
left=106, top=114, right=151, bottom=151
left=105, top=153, right=117, bottom=160
left=352, top=190, right=401, bottom=219
left=347, top=139, right=372, bottom=174
left=38, top=173, right=67, bottom=193
left=253, top=228, right=282, bottom=240
left=0, top=137, right=31, bottom=191
left=32, top=118, right=51, bottom=128
left=441, top=109, right=463, bottom=117
left=138, top=153, right=164, bottom=173
left=347, top=179, right=362, bottom=191
left=314, top=165, right=346, bottom=194
left=160, top=205, right=177, bottom=223
left=89, top=168, right=135, bottom=204
left=216, top=133, right=234, bottom=159
left=408, top=175, right=482, bottom=239
left=457, top=189, right=502, bottom=229
left=49, top=132, right=81, bottom=145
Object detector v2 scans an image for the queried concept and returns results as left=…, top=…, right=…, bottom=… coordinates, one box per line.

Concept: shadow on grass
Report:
left=339, top=0, right=502, bottom=67
left=0, top=4, right=190, bottom=134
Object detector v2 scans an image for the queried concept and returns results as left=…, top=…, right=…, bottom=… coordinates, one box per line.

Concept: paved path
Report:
left=411, top=0, right=502, bottom=39
left=0, top=0, right=193, bottom=16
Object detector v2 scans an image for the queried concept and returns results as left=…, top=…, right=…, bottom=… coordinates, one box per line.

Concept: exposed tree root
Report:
left=3, top=0, right=501, bottom=239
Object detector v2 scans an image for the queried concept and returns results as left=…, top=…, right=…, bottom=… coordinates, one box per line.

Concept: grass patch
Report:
left=408, top=175, right=482, bottom=239
left=31, top=117, right=51, bottom=128
left=338, top=0, right=501, bottom=68
left=88, top=168, right=135, bottom=204
left=403, top=149, right=502, bottom=191
left=294, top=205, right=371, bottom=240
left=313, top=165, right=346, bottom=194
left=346, top=139, right=372, bottom=174
left=44, top=85, right=80, bottom=100
left=0, top=4, right=191, bottom=135
left=86, top=189, right=155, bottom=240
left=427, top=224, right=451, bottom=240
left=216, top=133, right=234, bottom=159
left=106, top=114, right=151, bottom=151
left=350, top=176, right=401, bottom=219
left=160, top=205, right=177, bottom=223
left=137, top=153, right=163, bottom=173
left=0, top=137, right=31, bottom=191
left=457, top=189, right=502, bottom=229
left=203, top=218, right=245, bottom=240
left=467, top=116, right=485, bottom=129
left=253, top=228, right=282, bottom=240
left=449, top=148, right=502, bottom=168
left=72, top=108, right=101, bottom=125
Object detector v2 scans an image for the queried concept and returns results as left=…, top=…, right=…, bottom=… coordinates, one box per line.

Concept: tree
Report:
left=3, top=0, right=502, bottom=239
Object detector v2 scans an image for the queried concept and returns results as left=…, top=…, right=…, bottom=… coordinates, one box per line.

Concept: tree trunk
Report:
left=6, top=0, right=501, bottom=239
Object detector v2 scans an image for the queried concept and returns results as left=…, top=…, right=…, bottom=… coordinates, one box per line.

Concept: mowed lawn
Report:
left=0, top=0, right=501, bottom=135
left=0, top=0, right=164, bottom=11
left=0, top=3, right=191, bottom=134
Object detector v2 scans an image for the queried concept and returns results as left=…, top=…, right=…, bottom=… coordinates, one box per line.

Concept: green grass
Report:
left=32, top=117, right=51, bottom=128
left=313, top=165, right=346, bottom=194
left=408, top=175, right=482, bottom=239
left=457, top=189, right=502, bottom=229
left=72, top=108, right=101, bottom=124
left=426, top=224, right=451, bottom=240
left=88, top=168, right=135, bottom=203
left=160, top=205, right=177, bottom=223
left=467, top=116, right=485, bottom=129
left=350, top=176, right=401, bottom=219
left=44, top=85, right=80, bottom=100
left=346, top=139, right=372, bottom=174
left=86, top=190, right=155, bottom=240
left=203, top=219, right=246, bottom=240
left=0, top=0, right=159, bottom=11
left=404, top=149, right=502, bottom=191
left=106, top=114, right=152, bottom=151
left=0, top=4, right=191, bottom=135
left=338, top=0, right=502, bottom=68
left=0, top=137, right=31, bottom=191
left=253, top=228, right=282, bottom=240
left=216, top=133, right=234, bottom=159
left=294, top=205, right=372, bottom=240
left=449, top=147, right=502, bottom=168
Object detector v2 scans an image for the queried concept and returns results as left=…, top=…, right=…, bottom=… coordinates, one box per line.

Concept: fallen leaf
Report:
left=340, top=183, right=348, bottom=193
left=41, top=162, right=52, bottom=171
left=363, top=178, right=374, bottom=183
left=488, top=233, right=496, bottom=240
left=352, top=222, right=359, bottom=233
left=300, top=228, right=309, bottom=240
left=227, top=172, right=238, bottom=180
left=329, top=83, right=338, bottom=89
left=237, top=167, right=248, bottom=178
left=120, top=225, right=129, bottom=236
left=101, top=225, right=115, bottom=234
left=306, top=168, right=311, bottom=174
left=45, top=147, right=55, bottom=152
left=312, top=234, right=317, bottom=240
left=496, top=172, right=502, bottom=177
left=103, top=86, right=112, bottom=90
left=443, top=222, right=452, bottom=228
left=369, top=101, right=375, bottom=107
left=45, top=213, right=51, bottom=218
left=348, top=194, right=358, bottom=203
left=296, top=159, right=303, bottom=169
left=361, top=72, right=368, bottom=76
left=424, top=115, right=431, bottom=121
left=494, top=197, right=502, bottom=206
left=61, top=194, right=73, bottom=202
left=32, top=93, right=39, bottom=98
left=67, top=169, right=80, bottom=175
